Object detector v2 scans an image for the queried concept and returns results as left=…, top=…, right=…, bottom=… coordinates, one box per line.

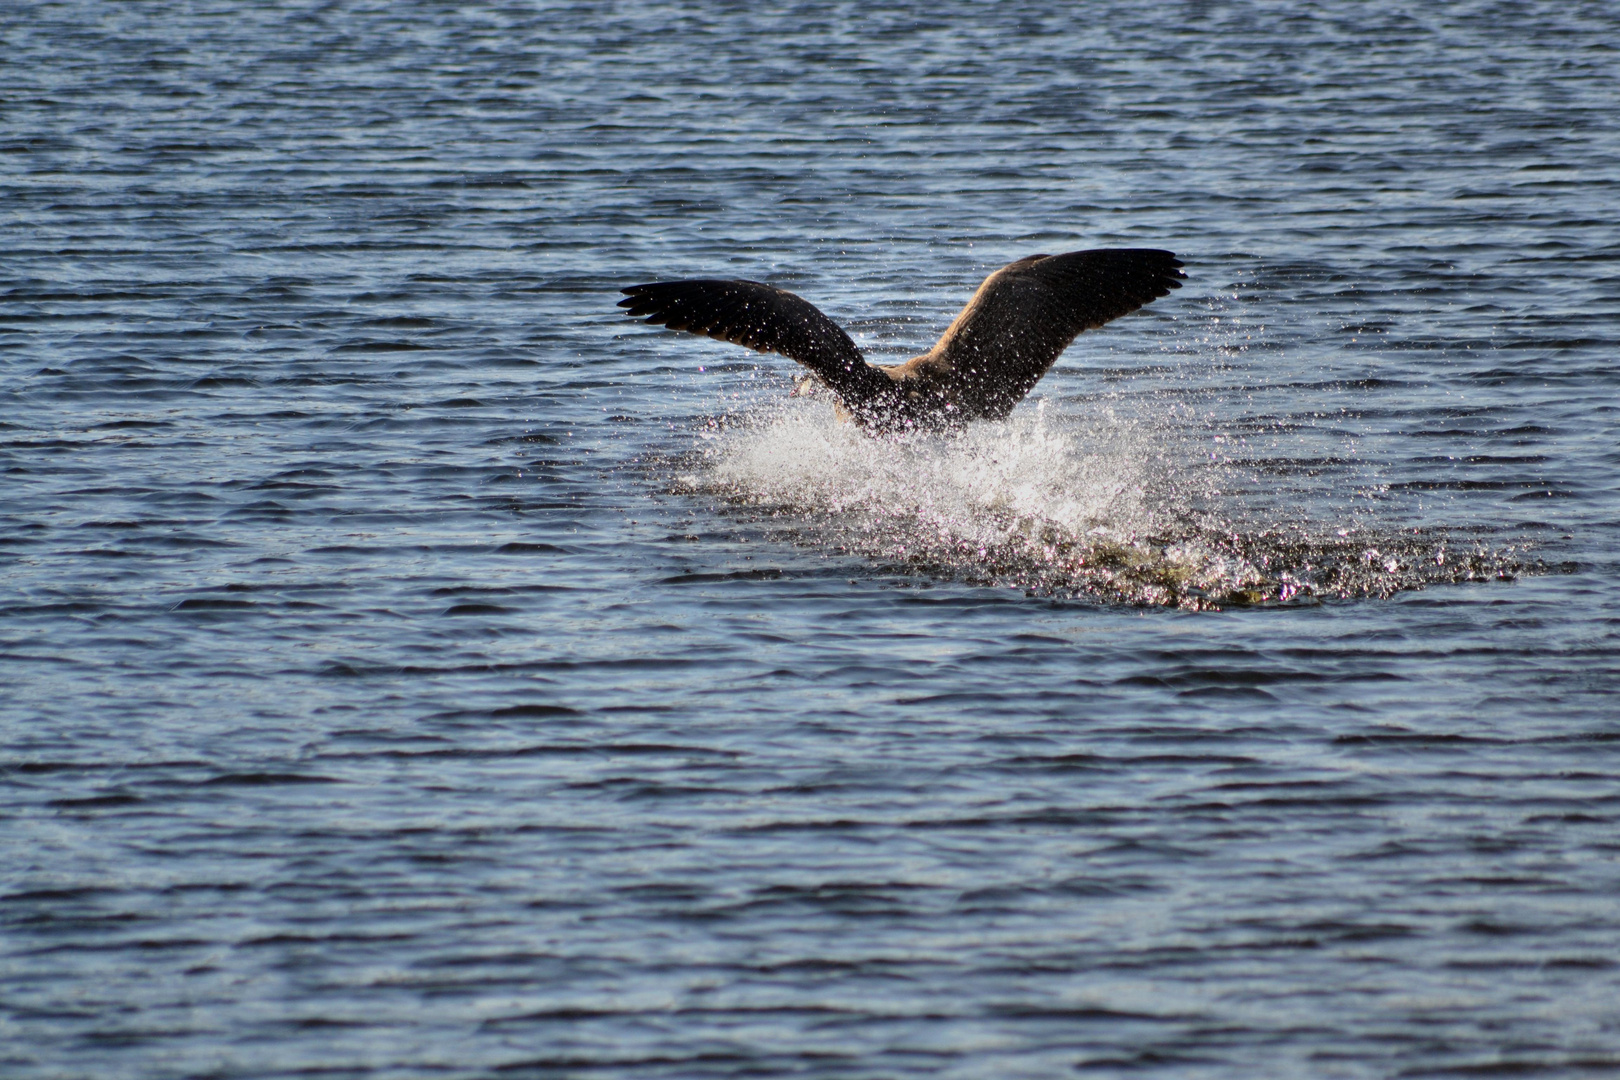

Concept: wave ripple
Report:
left=695, top=404, right=1533, bottom=607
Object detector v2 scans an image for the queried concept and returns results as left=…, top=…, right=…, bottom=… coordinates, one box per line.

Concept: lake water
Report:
left=4, top=2, right=1619, bottom=1077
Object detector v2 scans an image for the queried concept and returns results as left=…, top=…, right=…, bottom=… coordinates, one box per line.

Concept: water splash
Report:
left=681, top=401, right=1533, bottom=608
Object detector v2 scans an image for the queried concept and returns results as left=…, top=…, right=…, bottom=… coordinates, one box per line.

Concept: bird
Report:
left=618, top=248, right=1184, bottom=433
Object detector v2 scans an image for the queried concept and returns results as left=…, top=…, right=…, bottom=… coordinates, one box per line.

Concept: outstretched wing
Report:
left=618, top=279, right=890, bottom=405
left=928, top=249, right=1185, bottom=418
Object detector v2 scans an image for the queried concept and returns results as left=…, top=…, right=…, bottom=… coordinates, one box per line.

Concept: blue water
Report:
left=4, top=3, right=1619, bottom=1077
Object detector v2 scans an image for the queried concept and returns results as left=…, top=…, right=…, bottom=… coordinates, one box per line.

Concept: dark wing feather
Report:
left=618, top=279, right=890, bottom=405
left=930, top=249, right=1185, bottom=418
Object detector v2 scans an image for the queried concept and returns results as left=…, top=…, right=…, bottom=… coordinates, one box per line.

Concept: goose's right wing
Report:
left=930, top=249, right=1185, bottom=417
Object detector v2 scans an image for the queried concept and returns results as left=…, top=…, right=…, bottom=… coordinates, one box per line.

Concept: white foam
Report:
left=705, top=398, right=1158, bottom=548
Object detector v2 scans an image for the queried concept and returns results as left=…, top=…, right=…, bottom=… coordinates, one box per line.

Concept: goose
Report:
left=619, top=248, right=1183, bottom=432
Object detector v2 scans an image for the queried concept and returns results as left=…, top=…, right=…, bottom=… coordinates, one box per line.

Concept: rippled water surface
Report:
left=5, top=2, right=1620, bottom=1077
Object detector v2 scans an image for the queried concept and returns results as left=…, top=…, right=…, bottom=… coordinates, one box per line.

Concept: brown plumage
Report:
left=618, top=248, right=1185, bottom=432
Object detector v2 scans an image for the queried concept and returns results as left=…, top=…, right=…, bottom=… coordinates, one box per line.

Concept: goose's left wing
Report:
left=618, top=278, right=892, bottom=406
